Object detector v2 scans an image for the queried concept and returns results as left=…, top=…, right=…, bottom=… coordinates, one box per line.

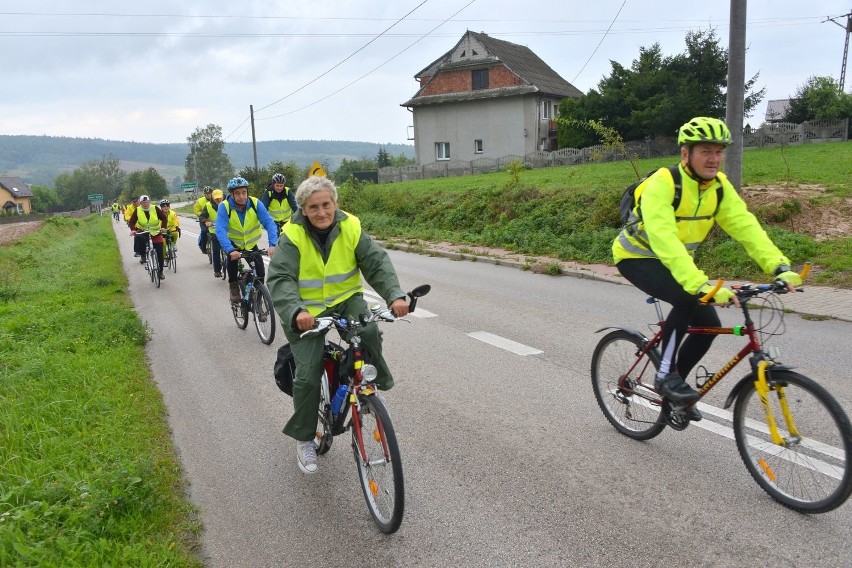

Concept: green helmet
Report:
left=677, top=117, right=733, bottom=146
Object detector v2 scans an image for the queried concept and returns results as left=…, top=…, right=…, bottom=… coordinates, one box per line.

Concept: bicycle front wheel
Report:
left=733, top=369, right=852, bottom=513
left=152, top=254, right=161, bottom=288
left=232, top=283, right=248, bottom=329
left=352, top=394, right=404, bottom=533
left=169, top=242, right=177, bottom=273
left=252, top=283, right=276, bottom=345
left=591, top=330, right=665, bottom=440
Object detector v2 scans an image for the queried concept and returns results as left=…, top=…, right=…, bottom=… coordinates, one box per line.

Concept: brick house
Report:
left=0, top=177, right=33, bottom=214
left=401, top=31, right=582, bottom=166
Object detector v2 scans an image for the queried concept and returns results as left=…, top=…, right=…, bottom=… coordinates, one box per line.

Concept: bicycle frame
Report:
left=618, top=287, right=799, bottom=441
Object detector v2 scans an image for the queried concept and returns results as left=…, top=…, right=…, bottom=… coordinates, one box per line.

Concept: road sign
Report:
left=309, top=162, right=327, bottom=177
left=180, top=182, right=197, bottom=190
left=87, top=193, right=104, bottom=200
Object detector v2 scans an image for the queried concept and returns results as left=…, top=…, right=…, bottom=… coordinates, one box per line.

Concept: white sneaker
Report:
left=296, top=441, right=318, bottom=474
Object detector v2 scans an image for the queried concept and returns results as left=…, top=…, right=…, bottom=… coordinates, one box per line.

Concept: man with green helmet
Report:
left=612, top=117, right=802, bottom=418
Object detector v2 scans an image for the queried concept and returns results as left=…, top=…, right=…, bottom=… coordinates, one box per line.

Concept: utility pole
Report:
left=725, top=0, right=747, bottom=190
left=250, top=105, right=259, bottom=178
left=823, top=11, right=852, bottom=91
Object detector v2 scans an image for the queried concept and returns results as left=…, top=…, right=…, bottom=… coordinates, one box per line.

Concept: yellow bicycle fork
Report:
left=754, top=360, right=801, bottom=447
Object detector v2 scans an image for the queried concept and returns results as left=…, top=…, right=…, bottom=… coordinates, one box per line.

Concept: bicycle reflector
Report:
left=361, top=364, right=378, bottom=382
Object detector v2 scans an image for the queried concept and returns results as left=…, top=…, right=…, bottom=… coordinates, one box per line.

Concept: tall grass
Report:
left=0, top=216, right=200, bottom=566
left=339, top=142, right=852, bottom=286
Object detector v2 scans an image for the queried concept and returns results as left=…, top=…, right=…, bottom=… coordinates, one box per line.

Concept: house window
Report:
left=541, top=100, right=552, bottom=120
left=436, top=142, right=450, bottom=161
left=472, top=69, right=489, bottom=90
left=474, top=139, right=483, bottom=154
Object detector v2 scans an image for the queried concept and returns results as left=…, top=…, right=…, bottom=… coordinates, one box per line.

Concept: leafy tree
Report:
left=785, top=76, right=852, bottom=123
left=238, top=160, right=301, bottom=198
left=185, top=124, right=234, bottom=189
left=29, top=185, right=60, bottom=213
left=124, top=168, right=168, bottom=201
left=557, top=28, right=765, bottom=147
left=53, top=155, right=126, bottom=208
left=388, top=152, right=416, bottom=167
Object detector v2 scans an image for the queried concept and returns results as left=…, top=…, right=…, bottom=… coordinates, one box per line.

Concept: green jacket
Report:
left=267, top=208, right=406, bottom=331
left=612, top=163, right=790, bottom=294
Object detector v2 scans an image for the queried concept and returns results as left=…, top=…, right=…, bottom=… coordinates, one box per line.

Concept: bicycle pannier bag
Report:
left=273, top=343, right=296, bottom=396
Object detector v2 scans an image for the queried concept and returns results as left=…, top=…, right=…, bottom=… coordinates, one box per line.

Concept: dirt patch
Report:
left=742, top=184, right=852, bottom=240
left=0, top=220, right=44, bottom=246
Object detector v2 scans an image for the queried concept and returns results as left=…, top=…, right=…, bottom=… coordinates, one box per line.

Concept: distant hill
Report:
left=0, top=135, right=414, bottom=187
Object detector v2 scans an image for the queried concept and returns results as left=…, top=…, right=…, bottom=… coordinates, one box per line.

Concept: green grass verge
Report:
left=0, top=216, right=201, bottom=566
left=339, top=142, right=852, bottom=287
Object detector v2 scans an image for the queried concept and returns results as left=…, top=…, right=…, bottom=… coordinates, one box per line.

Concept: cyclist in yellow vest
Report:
left=260, top=172, right=298, bottom=235
left=194, top=186, right=213, bottom=255
left=267, top=175, right=408, bottom=474
left=123, top=197, right=137, bottom=222
left=612, top=117, right=801, bottom=419
left=199, top=189, right=225, bottom=278
left=215, top=177, right=278, bottom=303
left=111, top=202, right=120, bottom=221
left=127, top=194, right=168, bottom=280
left=159, top=199, right=181, bottom=251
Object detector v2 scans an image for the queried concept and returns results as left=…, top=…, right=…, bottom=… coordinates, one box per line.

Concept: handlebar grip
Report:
left=699, top=279, right=724, bottom=304
left=800, top=262, right=811, bottom=280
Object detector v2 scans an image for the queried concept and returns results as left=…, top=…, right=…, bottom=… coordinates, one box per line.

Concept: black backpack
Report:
left=619, top=165, right=722, bottom=226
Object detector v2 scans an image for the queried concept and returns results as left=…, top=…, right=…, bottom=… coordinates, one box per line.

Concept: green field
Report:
left=338, top=142, right=852, bottom=287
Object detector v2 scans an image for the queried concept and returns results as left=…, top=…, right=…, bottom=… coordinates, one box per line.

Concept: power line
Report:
left=255, top=0, right=478, bottom=123
left=571, top=0, right=627, bottom=83
left=252, top=0, right=431, bottom=115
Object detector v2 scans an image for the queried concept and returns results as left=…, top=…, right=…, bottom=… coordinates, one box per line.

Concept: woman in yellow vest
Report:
left=267, top=175, right=408, bottom=475
left=159, top=199, right=181, bottom=251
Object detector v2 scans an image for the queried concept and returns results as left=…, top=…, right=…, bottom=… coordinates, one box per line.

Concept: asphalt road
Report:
left=113, top=221, right=852, bottom=568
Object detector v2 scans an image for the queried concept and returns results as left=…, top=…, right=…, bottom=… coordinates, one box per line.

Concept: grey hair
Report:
left=295, top=176, right=338, bottom=209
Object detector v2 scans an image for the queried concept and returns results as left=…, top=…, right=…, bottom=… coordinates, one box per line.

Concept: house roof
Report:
left=403, top=31, right=583, bottom=107
left=765, top=99, right=791, bottom=121
left=0, top=177, right=34, bottom=198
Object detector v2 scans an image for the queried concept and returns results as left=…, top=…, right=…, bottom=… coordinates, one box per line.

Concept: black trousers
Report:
left=616, top=258, right=720, bottom=380
left=226, top=245, right=266, bottom=283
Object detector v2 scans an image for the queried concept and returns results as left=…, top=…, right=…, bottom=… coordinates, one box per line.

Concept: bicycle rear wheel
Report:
left=732, top=369, right=852, bottom=513
left=352, top=394, right=404, bottom=534
left=252, top=282, right=276, bottom=345
left=591, top=330, right=665, bottom=440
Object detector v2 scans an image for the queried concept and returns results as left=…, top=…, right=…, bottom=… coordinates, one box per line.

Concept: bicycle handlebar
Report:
left=701, top=263, right=811, bottom=302
left=298, top=284, right=431, bottom=339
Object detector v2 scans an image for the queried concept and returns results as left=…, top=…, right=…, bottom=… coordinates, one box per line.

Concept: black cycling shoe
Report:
left=656, top=373, right=701, bottom=403
left=686, top=405, right=702, bottom=421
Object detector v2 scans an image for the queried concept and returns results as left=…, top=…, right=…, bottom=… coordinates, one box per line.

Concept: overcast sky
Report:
left=1, top=1, right=847, bottom=146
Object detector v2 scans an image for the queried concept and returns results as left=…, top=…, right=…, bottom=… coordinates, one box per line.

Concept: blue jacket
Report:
left=215, top=195, right=279, bottom=254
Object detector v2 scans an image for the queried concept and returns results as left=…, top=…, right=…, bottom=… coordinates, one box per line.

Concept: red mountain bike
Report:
left=591, top=272, right=852, bottom=513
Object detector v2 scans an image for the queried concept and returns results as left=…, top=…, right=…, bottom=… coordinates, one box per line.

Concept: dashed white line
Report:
left=467, top=331, right=543, bottom=356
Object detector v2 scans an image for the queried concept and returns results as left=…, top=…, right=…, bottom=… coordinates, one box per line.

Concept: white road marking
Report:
left=467, top=331, right=543, bottom=356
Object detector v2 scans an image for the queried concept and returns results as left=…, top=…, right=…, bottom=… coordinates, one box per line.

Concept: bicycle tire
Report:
left=219, top=249, right=227, bottom=280
left=352, top=394, right=404, bottom=534
left=232, top=281, right=249, bottom=329
left=146, top=245, right=156, bottom=283
left=252, top=282, right=276, bottom=345
left=314, top=370, right=334, bottom=456
left=152, top=252, right=161, bottom=288
left=732, top=369, right=852, bottom=513
left=591, top=330, right=666, bottom=440
left=206, top=238, right=212, bottom=265
left=169, top=241, right=177, bottom=273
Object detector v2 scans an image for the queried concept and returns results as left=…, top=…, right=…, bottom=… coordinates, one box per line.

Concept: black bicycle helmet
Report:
left=159, top=199, right=171, bottom=206
left=272, top=173, right=286, bottom=184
